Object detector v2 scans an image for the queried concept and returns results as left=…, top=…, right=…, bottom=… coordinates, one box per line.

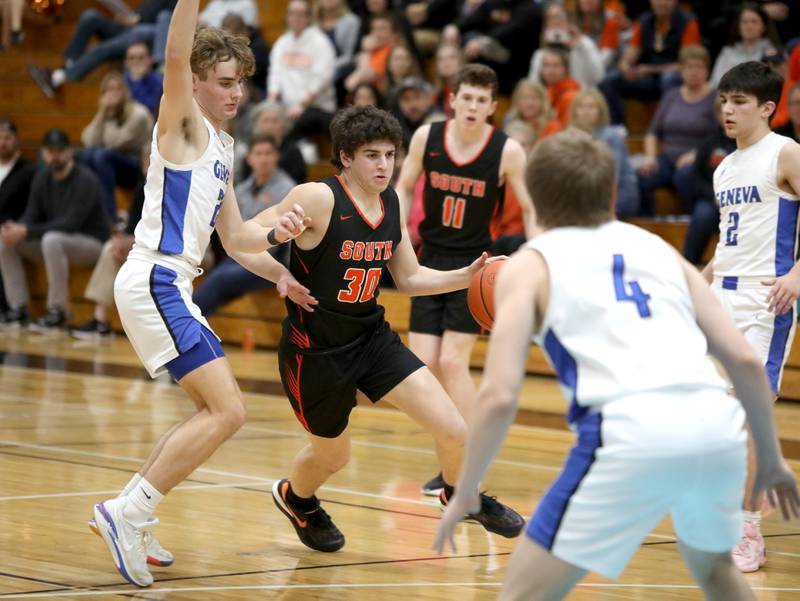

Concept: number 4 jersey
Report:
left=283, top=175, right=402, bottom=350
left=526, top=221, right=726, bottom=425
left=713, top=131, right=800, bottom=278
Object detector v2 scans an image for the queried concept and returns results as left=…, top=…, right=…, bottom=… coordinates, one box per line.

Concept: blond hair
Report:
left=679, top=44, right=711, bottom=68
left=509, top=79, right=554, bottom=131
left=568, top=88, right=610, bottom=131
left=100, top=71, right=134, bottom=123
left=526, top=129, right=615, bottom=228
left=190, top=26, right=255, bottom=81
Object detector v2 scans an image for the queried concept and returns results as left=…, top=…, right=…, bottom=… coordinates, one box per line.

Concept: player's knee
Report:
left=317, top=446, right=350, bottom=473
left=437, top=352, right=469, bottom=382
left=41, top=231, right=65, bottom=255
left=219, top=401, right=247, bottom=437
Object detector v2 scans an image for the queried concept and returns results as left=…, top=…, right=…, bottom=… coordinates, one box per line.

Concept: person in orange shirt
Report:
left=539, top=47, right=580, bottom=128
left=576, top=0, right=624, bottom=69
left=598, top=0, right=700, bottom=125
left=344, top=13, right=398, bottom=93
left=504, top=79, right=561, bottom=144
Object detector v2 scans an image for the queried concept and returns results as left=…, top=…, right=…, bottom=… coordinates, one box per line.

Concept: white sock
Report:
left=119, top=473, right=142, bottom=498
left=744, top=510, right=761, bottom=528
left=51, top=69, right=66, bottom=87
left=122, top=477, right=164, bottom=525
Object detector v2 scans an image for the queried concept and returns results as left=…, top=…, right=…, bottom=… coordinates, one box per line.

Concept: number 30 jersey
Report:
left=526, top=221, right=726, bottom=425
left=420, top=120, right=507, bottom=255
left=284, top=176, right=402, bottom=350
left=133, top=116, right=234, bottom=270
left=713, top=131, right=800, bottom=278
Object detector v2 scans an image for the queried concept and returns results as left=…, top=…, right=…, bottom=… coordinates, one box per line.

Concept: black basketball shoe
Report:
left=440, top=489, right=525, bottom=538
left=272, top=478, right=345, bottom=552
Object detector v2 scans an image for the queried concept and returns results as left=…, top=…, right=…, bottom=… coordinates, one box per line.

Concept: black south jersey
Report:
left=419, top=120, right=508, bottom=255
left=283, top=175, right=402, bottom=350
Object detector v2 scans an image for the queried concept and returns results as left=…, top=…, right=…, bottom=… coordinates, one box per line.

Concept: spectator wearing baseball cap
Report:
left=0, top=128, right=109, bottom=330
left=762, top=46, right=792, bottom=128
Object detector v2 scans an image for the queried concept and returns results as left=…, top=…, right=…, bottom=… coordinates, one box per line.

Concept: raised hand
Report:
left=274, top=203, right=311, bottom=243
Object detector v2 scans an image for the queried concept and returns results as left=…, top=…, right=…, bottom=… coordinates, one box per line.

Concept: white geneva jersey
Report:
left=527, top=221, right=726, bottom=425
left=713, top=131, right=800, bottom=278
left=134, top=116, right=234, bottom=269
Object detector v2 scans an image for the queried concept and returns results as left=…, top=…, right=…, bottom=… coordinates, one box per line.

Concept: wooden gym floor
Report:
left=1, top=329, right=800, bottom=600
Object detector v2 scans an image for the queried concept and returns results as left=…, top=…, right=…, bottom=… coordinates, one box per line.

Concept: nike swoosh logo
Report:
left=281, top=481, right=307, bottom=528
left=340, top=215, right=353, bottom=221
left=428, top=151, right=440, bottom=157
left=142, top=488, right=151, bottom=500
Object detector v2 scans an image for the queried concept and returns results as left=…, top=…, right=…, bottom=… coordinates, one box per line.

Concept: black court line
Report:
left=0, top=571, right=74, bottom=589
left=0, top=552, right=508, bottom=597
left=641, top=531, right=800, bottom=547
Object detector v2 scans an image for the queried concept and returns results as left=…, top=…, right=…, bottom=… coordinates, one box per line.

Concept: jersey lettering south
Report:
left=419, top=120, right=506, bottom=255
left=133, top=117, right=234, bottom=269
left=284, top=176, right=402, bottom=349
left=713, top=132, right=800, bottom=277
left=527, top=221, right=726, bottom=425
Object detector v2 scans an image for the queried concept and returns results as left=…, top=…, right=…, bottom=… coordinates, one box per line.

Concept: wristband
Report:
left=267, top=228, right=281, bottom=246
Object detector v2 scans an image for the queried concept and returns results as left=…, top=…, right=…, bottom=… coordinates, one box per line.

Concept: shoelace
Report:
left=305, top=505, right=335, bottom=529
left=478, top=493, right=506, bottom=517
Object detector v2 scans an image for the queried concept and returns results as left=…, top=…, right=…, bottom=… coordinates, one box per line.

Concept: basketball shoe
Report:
left=732, top=521, right=766, bottom=572
left=93, top=498, right=153, bottom=587
left=440, top=489, right=525, bottom=538
left=89, top=516, right=174, bottom=566
left=272, top=478, right=345, bottom=552
left=421, top=472, right=446, bottom=497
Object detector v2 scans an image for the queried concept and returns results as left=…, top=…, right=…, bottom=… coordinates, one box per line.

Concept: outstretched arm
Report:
left=680, top=255, right=799, bottom=518
left=502, top=138, right=538, bottom=238
left=158, top=0, right=201, bottom=136
left=387, top=219, right=489, bottom=296
left=434, top=249, right=545, bottom=553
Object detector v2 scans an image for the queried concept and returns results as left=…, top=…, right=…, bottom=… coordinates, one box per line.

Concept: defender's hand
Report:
left=433, top=491, right=481, bottom=554
left=762, top=270, right=800, bottom=314
left=277, top=273, right=318, bottom=313
left=750, top=458, right=800, bottom=521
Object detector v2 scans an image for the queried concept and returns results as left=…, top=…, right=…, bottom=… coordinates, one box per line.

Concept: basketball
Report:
left=467, top=259, right=506, bottom=331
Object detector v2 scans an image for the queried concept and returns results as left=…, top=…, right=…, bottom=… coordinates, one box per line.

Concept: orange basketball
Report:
left=467, top=259, right=506, bottom=331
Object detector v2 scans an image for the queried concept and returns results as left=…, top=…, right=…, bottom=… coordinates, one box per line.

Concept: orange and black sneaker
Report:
left=440, top=489, right=525, bottom=538
left=271, top=478, right=345, bottom=552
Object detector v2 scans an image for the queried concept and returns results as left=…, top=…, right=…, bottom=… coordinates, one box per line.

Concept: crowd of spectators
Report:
left=4, top=0, right=800, bottom=331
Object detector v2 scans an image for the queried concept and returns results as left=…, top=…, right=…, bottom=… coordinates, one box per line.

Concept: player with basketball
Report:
left=434, top=129, right=800, bottom=600
left=249, top=105, right=524, bottom=552
left=702, top=61, right=800, bottom=572
left=89, top=0, right=315, bottom=587
left=395, top=64, right=536, bottom=496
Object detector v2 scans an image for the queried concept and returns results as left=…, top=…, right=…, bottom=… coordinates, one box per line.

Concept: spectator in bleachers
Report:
left=0, top=119, right=36, bottom=322
left=0, top=129, right=109, bottom=330
left=599, top=0, right=701, bottom=125
left=79, top=72, right=153, bottom=219
left=637, top=45, right=716, bottom=216
left=569, top=87, right=640, bottom=217
left=528, top=1, right=604, bottom=88
left=344, top=13, right=400, bottom=93
left=710, top=4, right=779, bottom=87
left=682, top=99, right=733, bottom=266
left=441, top=0, right=542, bottom=94
left=236, top=100, right=307, bottom=185
left=392, top=76, right=445, bottom=149
left=315, top=0, right=361, bottom=102
left=576, top=0, right=624, bottom=69
left=123, top=41, right=163, bottom=117
left=402, top=0, right=458, bottom=57
left=221, top=13, right=270, bottom=96
left=539, top=47, right=581, bottom=128
left=70, top=146, right=148, bottom=340
left=775, top=82, right=800, bottom=142
left=503, top=79, right=561, bottom=144
left=198, top=0, right=257, bottom=28
left=384, top=44, right=421, bottom=92
left=433, top=42, right=464, bottom=117
left=0, top=0, right=24, bottom=49
left=28, top=0, right=176, bottom=98
left=351, top=82, right=384, bottom=107
left=268, top=0, right=337, bottom=147
left=762, top=46, right=792, bottom=129
left=193, top=134, right=294, bottom=316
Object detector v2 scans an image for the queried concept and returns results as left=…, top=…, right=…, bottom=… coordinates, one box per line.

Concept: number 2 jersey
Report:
left=283, top=175, right=402, bottom=350
left=526, top=221, right=726, bottom=426
left=419, top=120, right=507, bottom=255
left=132, top=116, right=234, bottom=271
left=713, top=131, right=800, bottom=278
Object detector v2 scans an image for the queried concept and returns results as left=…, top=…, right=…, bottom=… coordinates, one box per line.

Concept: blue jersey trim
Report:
left=543, top=329, right=583, bottom=424
left=775, top=198, right=798, bottom=277
left=526, top=412, right=603, bottom=550
left=722, top=276, right=738, bottom=290
left=165, top=324, right=224, bottom=381
left=766, top=308, right=793, bottom=394
left=148, top=264, right=200, bottom=354
left=157, top=167, right=192, bottom=255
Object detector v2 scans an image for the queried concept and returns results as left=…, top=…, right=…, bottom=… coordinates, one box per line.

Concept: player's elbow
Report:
left=724, top=341, right=763, bottom=378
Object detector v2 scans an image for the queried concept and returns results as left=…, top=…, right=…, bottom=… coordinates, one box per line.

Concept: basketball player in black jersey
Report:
left=250, top=106, right=524, bottom=552
left=396, top=64, right=536, bottom=495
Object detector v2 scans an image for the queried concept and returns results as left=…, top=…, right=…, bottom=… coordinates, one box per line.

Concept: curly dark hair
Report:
left=329, top=106, right=403, bottom=170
